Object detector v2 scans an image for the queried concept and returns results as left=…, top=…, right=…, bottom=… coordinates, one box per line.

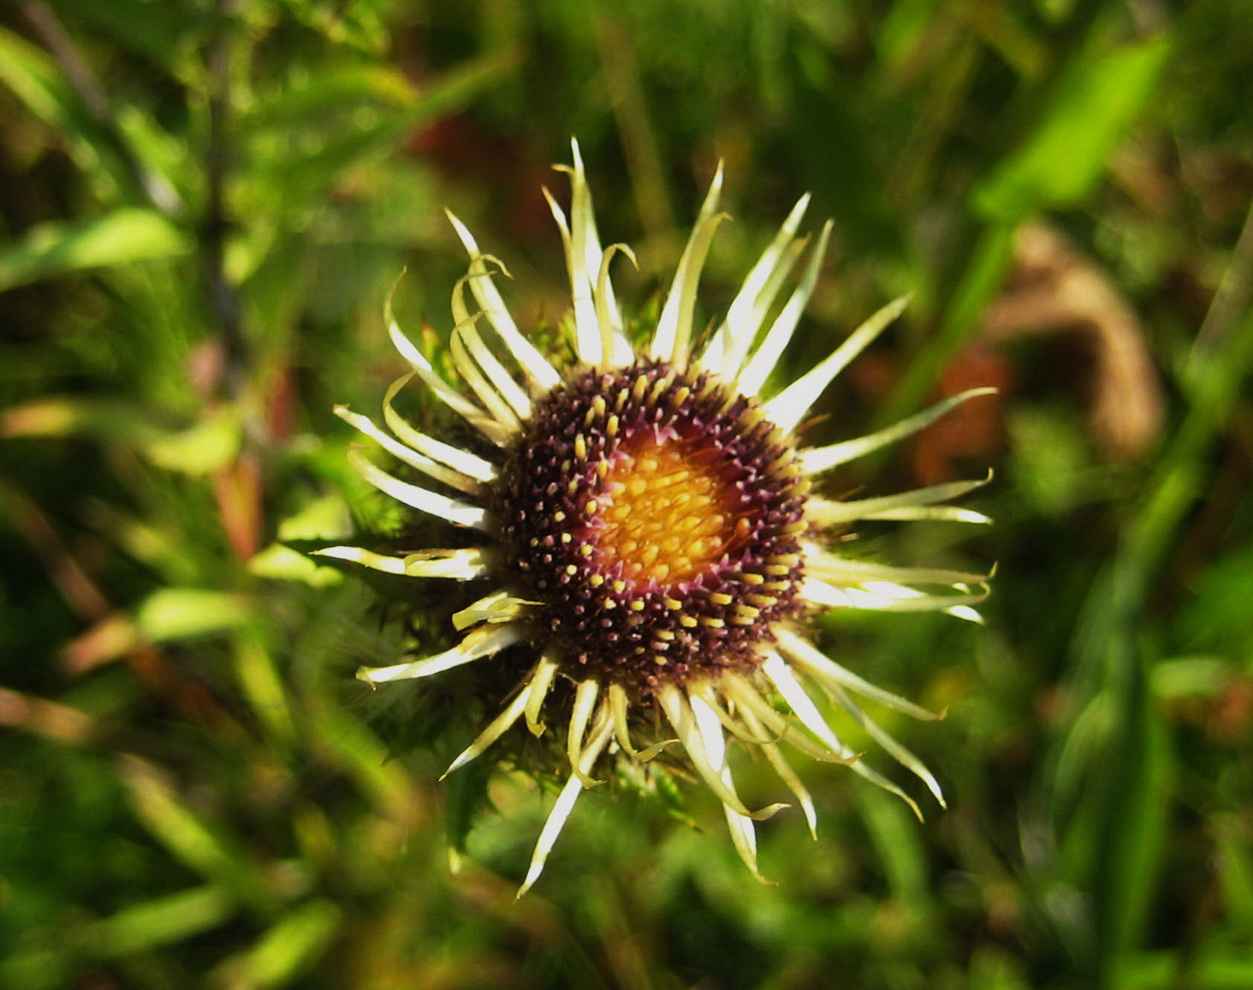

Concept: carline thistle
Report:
left=317, top=141, right=993, bottom=895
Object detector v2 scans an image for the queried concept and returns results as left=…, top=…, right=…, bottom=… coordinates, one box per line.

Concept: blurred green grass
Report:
left=2, top=1, right=1252, bottom=987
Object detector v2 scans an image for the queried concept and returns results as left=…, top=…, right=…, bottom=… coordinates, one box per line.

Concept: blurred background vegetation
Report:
left=2, top=0, right=1251, bottom=987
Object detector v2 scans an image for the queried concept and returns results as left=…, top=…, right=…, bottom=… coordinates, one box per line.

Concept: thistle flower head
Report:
left=318, top=141, right=992, bottom=894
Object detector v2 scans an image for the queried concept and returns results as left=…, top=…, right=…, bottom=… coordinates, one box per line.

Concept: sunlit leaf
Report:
left=144, top=409, right=242, bottom=475
left=238, top=66, right=420, bottom=132
left=248, top=544, right=344, bottom=586
left=120, top=756, right=276, bottom=911
left=0, top=208, right=188, bottom=291
left=48, top=0, right=205, bottom=68
left=135, top=588, right=254, bottom=642
left=87, top=885, right=235, bottom=959
left=0, top=26, right=100, bottom=139
left=0, top=396, right=164, bottom=442
left=976, top=34, right=1170, bottom=218
left=0, top=27, right=140, bottom=199
left=213, top=899, right=342, bottom=990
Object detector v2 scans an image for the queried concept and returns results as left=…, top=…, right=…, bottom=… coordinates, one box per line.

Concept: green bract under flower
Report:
left=318, top=140, right=993, bottom=895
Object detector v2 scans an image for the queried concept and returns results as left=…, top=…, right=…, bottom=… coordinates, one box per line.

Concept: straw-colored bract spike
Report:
left=451, top=589, right=536, bottom=630
left=335, top=404, right=481, bottom=495
left=347, top=448, right=488, bottom=530
left=806, top=472, right=992, bottom=527
left=441, top=684, right=532, bottom=779
left=384, top=277, right=511, bottom=444
left=543, top=185, right=602, bottom=366
left=687, top=681, right=778, bottom=746
left=517, top=703, right=614, bottom=898
left=759, top=652, right=856, bottom=760
left=567, top=678, right=603, bottom=787
left=800, top=576, right=988, bottom=617
left=650, top=163, right=726, bottom=366
left=802, top=387, right=998, bottom=475
left=447, top=277, right=532, bottom=421
left=524, top=654, right=559, bottom=737
left=864, top=505, right=993, bottom=525
left=720, top=673, right=859, bottom=766
left=402, top=548, right=492, bottom=579
left=564, top=138, right=621, bottom=366
left=356, top=623, right=524, bottom=686
left=448, top=316, right=523, bottom=432
left=381, top=375, right=498, bottom=483
left=736, top=220, right=834, bottom=395
left=690, top=691, right=768, bottom=882
left=740, top=703, right=818, bottom=838
left=312, top=545, right=409, bottom=575
left=709, top=235, right=807, bottom=376
left=312, top=545, right=489, bottom=580
left=845, top=755, right=925, bottom=822
left=774, top=626, right=940, bottom=721
left=658, top=684, right=786, bottom=821
left=763, top=294, right=911, bottom=434
left=608, top=682, right=673, bottom=761
left=802, top=548, right=991, bottom=591
left=444, top=209, right=561, bottom=392
left=596, top=243, right=636, bottom=368
left=715, top=195, right=820, bottom=382
left=828, top=681, right=946, bottom=808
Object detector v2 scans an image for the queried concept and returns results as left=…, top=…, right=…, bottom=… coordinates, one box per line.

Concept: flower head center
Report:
left=495, top=359, right=807, bottom=689
left=587, top=433, right=747, bottom=586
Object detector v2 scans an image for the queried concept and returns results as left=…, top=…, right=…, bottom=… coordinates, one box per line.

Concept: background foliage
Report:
left=2, top=1, right=1251, bottom=987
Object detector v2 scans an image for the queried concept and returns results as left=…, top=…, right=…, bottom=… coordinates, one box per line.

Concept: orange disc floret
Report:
left=590, top=432, right=748, bottom=586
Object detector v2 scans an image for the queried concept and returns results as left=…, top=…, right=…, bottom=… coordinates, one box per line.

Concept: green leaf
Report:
left=248, top=545, right=345, bottom=587
left=46, top=0, right=206, bottom=69
left=86, top=885, right=235, bottom=959
left=0, top=27, right=138, bottom=199
left=857, top=785, right=932, bottom=910
left=238, top=66, right=420, bottom=132
left=875, top=222, right=1017, bottom=428
left=1150, top=656, right=1232, bottom=700
left=975, top=34, right=1170, bottom=219
left=1008, top=404, right=1094, bottom=518
left=240, top=48, right=517, bottom=209
left=1213, top=814, right=1253, bottom=928
left=0, top=208, right=188, bottom=291
left=1, top=396, right=243, bottom=477
left=0, top=396, right=165, bottom=443
left=232, top=631, right=298, bottom=749
left=444, top=754, right=496, bottom=855
left=276, top=493, right=354, bottom=543
left=1174, top=544, right=1253, bottom=654
left=135, top=588, right=254, bottom=642
left=120, top=757, right=276, bottom=912
left=0, top=26, right=97, bottom=138
left=1123, top=949, right=1253, bottom=989
left=213, top=900, right=342, bottom=990
left=304, top=699, right=414, bottom=814
left=1102, top=681, right=1173, bottom=984
left=144, top=408, right=242, bottom=475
